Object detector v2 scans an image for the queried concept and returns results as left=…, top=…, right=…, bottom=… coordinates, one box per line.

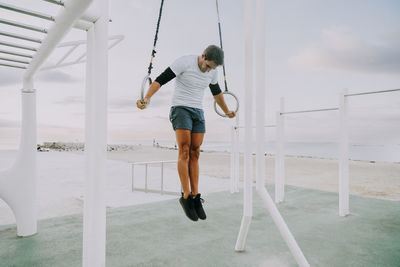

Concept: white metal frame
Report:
left=234, top=1, right=310, bottom=266
left=0, top=1, right=114, bottom=266
left=276, top=100, right=339, bottom=204
left=0, top=0, right=94, bottom=238
left=338, top=87, right=400, bottom=216
left=231, top=85, right=399, bottom=218
left=131, top=160, right=180, bottom=196
left=41, top=34, right=124, bottom=70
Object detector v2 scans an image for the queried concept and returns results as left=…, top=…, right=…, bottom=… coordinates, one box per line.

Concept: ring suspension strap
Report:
left=141, top=0, right=165, bottom=101
left=147, top=0, right=165, bottom=77
left=214, top=0, right=239, bottom=117
left=215, top=0, right=228, bottom=92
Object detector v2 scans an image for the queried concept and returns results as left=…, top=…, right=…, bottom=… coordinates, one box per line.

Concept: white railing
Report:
left=130, top=160, right=180, bottom=196
left=231, top=88, right=400, bottom=217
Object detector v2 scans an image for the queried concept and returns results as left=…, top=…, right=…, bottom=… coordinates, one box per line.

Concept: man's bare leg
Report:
left=189, top=132, right=204, bottom=196
left=175, top=129, right=191, bottom=199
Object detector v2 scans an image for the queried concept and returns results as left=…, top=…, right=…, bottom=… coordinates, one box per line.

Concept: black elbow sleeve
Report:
left=154, top=67, right=176, bottom=86
left=209, top=83, right=222, bottom=96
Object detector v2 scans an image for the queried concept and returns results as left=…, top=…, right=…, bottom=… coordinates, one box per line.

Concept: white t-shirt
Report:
left=170, top=55, right=218, bottom=109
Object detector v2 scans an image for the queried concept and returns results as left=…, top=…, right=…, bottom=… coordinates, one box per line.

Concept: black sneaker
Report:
left=179, top=194, right=198, bottom=221
left=194, top=194, right=206, bottom=220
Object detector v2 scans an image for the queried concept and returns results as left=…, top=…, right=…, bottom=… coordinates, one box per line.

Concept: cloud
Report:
left=37, top=70, right=80, bottom=83
left=289, top=27, right=400, bottom=75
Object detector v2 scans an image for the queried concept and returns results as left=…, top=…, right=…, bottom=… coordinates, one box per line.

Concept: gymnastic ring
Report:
left=214, top=91, right=239, bottom=117
left=140, top=74, right=152, bottom=104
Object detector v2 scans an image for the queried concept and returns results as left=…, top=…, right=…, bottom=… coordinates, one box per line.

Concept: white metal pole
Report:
left=230, top=125, right=235, bottom=193
left=235, top=0, right=253, bottom=251
left=255, top=0, right=265, bottom=191
left=82, top=0, right=108, bottom=265
left=83, top=25, right=96, bottom=267
left=258, top=187, right=310, bottom=267
left=275, top=97, right=285, bottom=203
left=339, top=89, right=349, bottom=216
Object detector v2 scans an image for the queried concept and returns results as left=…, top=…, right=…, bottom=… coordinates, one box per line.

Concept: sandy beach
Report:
left=1, top=144, right=399, bottom=226
left=108, top=145, right=400, bottom=201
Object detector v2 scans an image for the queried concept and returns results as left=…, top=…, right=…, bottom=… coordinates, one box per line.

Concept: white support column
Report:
left=275, top=97, right=285, bottom=203
left=235, top=0, right=253, bottom=251
left=255, top=0, right=265, bottom=191
left=82, top=0, right=108, bottom=265
left=234, top=114, right=240, bottom=192
left=0, top=80, right=37, bottom=237
left=339, top=89, right=349, bottom=216
left=253, top=1, right=310, bottom=265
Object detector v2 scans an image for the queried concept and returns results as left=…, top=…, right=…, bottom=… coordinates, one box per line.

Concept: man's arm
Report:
left=137, top=67, right=176, bottom=109
left=213, top=92, right=235, bottom=118
left=209, top=83, right=235, bottom=118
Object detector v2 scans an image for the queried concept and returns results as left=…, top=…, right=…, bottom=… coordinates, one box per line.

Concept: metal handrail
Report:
left=281, top=107, right=339, bottom=115
left=131, top=160, right=179, bottom=195
left=234, top=124, right=276, bottom=129
left=345, top=88, right=400, bottom=97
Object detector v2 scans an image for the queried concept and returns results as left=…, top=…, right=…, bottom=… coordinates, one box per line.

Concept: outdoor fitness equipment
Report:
left=140, top=0, right=164, bottom=105
left=140, top=0, right=240, bottom=117
left=213, top=0, right=239, bottom=117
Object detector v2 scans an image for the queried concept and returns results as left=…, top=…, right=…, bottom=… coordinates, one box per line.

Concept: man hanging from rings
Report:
left=137, top=45, right=235, bottom=221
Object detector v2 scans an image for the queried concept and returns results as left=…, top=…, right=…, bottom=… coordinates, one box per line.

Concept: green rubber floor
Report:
left=1, top=185, right=399, bottom=267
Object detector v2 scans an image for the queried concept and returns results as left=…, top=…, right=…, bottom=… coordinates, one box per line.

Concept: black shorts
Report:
left=169, top=106, right=206, bottom=133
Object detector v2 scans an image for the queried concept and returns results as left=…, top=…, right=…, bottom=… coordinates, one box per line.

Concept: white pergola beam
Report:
left=0, top=49, right=33, bottom=58
left=0, top=30, right=42, bottom=43
left=0, top=18, right=48, bottom=33
left=0, top=40, right=37, bottom=51
left=42, top=0, right=65, bottom=6
left=0, top=62, right=26, bottom=69
left=0, top=2, right=55, bottom=21
left=0, top=56, right=29, bottom=64
left=24, top=0, right=93, bottom=83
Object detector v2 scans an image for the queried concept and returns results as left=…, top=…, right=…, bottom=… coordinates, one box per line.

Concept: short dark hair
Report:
left=204, top=45, right=224, bottom=66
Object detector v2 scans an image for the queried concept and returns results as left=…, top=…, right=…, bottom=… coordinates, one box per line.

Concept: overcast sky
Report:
left=0, top=0, right=399, bottom=149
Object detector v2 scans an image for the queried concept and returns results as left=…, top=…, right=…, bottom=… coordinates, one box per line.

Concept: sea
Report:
left=124, top=140, right=400, bottom=163
left=1, top=139, right=398, bottom=163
